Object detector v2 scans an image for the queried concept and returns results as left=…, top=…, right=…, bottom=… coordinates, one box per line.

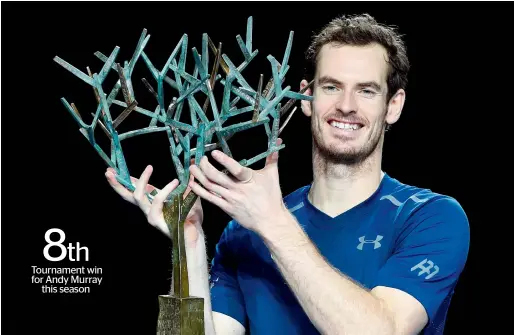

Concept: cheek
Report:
left=359, top=99, right=387, bottom=121
left=368, top=111, right=388, bottom=134
left=312, top=99, right=333, bottom=120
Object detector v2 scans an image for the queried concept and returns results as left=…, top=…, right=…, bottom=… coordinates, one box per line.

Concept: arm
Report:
left=184, top=223, right=217, bottom=335
left=261, top=211, right=404, bottom=335
left=185, top=223, right=246, bottom=335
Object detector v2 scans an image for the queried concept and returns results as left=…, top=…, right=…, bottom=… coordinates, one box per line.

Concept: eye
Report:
left=322, top=85, right=339, bottom=94
left=358, top=89, right=377, bottom=98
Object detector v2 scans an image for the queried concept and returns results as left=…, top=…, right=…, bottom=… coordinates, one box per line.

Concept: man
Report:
left=105, top=14, right=470, bottom=335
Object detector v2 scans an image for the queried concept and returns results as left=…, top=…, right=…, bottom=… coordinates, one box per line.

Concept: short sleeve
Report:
left=371, top=196, right=470, bottom=321
left=209, top=221, right=247, bottom=327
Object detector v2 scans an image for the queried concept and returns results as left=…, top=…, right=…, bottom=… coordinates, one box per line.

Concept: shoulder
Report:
left=382, top=175, right=470, bottom=255
left=382, top=175, right=469, bottom=234
left=380, top=175, right=455, bottom=211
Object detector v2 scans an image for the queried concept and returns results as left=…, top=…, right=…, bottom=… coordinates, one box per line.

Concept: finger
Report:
left=189, top=164, right=232, bottom=199
left=189, top=179, right=231, bottom=214
left=130, top=176, right=158, bottom=194
left=211, top=150, right=252, bottom=182
left=148, top=179, right=180, bottom=235
left=152, top=179, right=180, bottom=205
left=199, top=156, right=236, bottom=189
left=265, top=138, right=283, bottom=167
left=134, top=165, right=152, bottom=198
left=105, top=170, right=135, bottom=203
left=133, top=165, right=153, bottom=213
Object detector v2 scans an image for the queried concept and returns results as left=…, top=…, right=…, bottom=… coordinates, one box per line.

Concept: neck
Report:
left=308, top=141, right=385, bottom=218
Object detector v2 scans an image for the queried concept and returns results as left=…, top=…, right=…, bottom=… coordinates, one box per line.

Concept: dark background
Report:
left=3, top=2, right=512, bottom=334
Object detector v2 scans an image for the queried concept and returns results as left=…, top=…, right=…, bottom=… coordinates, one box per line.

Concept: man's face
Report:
left=303, top=43, right=398, bottom=165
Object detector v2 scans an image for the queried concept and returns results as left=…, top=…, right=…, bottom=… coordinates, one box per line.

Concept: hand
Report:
left=188, top=139, right=288, bottom=235
left=105, top=166, right=204, bottom=247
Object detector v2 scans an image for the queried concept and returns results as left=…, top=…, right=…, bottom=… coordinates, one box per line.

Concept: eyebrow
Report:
left=317, top=76, right=382, bottom=91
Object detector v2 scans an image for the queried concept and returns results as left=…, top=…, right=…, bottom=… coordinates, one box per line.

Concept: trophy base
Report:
left=157, top=295, right=205, bottom=335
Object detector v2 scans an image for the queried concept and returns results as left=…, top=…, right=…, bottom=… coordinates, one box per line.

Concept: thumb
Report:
left=265, top=138, right=283, bottom=168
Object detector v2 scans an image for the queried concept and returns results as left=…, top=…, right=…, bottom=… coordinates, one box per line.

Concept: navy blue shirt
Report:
left=209, top=173, right=470, bottom=334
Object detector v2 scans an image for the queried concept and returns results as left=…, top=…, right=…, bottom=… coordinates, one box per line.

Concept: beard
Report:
left=311, top=107, right=387, bottom=166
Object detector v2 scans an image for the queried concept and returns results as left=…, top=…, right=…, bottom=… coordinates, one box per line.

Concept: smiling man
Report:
left=106, top=13, right=470, bottom=335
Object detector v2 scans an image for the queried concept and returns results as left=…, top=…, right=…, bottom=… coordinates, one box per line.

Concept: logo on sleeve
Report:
left=410, top=258, right=439, bottom=279
left=357, top=235, right=383, bottom=250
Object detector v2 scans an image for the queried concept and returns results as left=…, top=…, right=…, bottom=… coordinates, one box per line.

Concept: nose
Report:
left=335, top=89, right=358, bottom=114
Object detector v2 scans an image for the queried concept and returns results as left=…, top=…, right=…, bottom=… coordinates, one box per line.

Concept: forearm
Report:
left=261, top=212, right=396, bottom=335
left=184, top=226, right=216, bottom=335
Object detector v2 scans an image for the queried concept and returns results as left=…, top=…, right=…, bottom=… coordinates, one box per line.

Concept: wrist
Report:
left=259, top=208, right=306, bottom=247
left=184, top=222, right=205, bottom=249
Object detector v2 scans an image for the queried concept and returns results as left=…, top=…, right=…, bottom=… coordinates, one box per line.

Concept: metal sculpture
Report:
left=54, top=16, right=313, bottom=334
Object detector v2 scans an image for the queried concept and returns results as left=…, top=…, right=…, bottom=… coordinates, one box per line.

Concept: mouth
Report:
left=327, top=119, right=364, bottom=132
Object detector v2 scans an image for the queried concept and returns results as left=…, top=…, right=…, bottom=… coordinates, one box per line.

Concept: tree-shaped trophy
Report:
left=54, top=16, right=313, bottom=335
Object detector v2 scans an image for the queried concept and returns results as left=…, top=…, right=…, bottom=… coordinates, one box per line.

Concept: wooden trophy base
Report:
left=156, top=295, right=205, bottom=335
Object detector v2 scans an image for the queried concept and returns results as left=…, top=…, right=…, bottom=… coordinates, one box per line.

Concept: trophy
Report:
left=54, top=16, right=313, bottom=335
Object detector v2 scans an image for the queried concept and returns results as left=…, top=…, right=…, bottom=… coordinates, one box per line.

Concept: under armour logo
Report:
left=410, top=258, right=439, bottom=279
left=357, top=235, right=383, bottom=250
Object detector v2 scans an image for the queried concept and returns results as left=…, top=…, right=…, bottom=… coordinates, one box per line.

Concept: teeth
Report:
left=330, top=121, right=360, bottom=130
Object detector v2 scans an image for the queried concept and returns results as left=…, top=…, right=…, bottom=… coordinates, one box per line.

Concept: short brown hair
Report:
left=305, top=13, right=410, bottom=102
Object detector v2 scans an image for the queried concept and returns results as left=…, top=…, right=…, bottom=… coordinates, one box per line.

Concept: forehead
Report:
left=317, top=43, right=388, bottom=84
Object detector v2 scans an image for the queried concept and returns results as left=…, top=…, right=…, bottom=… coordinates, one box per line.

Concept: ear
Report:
left=300, top=79, right=313, bottom=117
left=385, top=89, right=406, bottom=126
